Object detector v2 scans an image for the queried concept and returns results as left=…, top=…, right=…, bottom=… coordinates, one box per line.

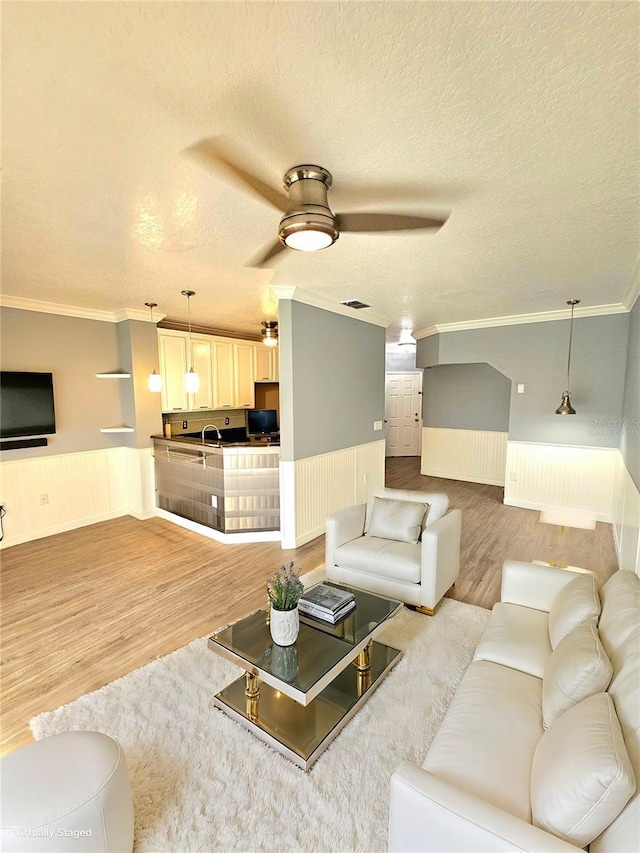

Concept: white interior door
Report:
left=385, top=373, right=422, bottom=456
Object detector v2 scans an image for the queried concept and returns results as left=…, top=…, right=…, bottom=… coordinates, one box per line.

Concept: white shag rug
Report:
left=31, top=598, right=489, bottom=853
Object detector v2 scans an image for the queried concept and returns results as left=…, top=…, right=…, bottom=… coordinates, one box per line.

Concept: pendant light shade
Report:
left=261, top=320, right=278, bottom=347
left=145, top=302, right=162, bottom=392
left=181, top=290, right=200, bottom=393
left=555, top=299, right=580, bottom=415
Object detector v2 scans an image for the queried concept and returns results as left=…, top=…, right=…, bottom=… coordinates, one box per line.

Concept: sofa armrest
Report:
left=500, top=560, right=592, bottom=612
left=325, top=503, right=366, bottom=569
left=389, top=763, right=579, bottom=852
left=420, top=509, right=461, bottom=609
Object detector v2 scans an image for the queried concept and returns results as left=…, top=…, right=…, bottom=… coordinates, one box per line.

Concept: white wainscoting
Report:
left=280, top=440, right=386, bottom=549
left=420, top=428, right=508, bottom=486
left=613, top=452, right=640, bottom=575
left=504, top=441, right=618, bottom=523
left=0, top=447, right=155, bottom=548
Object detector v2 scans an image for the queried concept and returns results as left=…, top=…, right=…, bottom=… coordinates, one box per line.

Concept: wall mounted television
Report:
left=0, top=372, right=56, bottom=438
left=247, top=409, right=278, bottom=436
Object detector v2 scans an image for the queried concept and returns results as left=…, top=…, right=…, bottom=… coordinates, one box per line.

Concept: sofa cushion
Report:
left=531, top=692, right=636, bottom=847
left=333, top=537, right=421, bottom=584
left=548, top=572, right=600, bottom=649
left=365, top=496, right=428, bottom=544
left=473, top=602, right=551, bottom=678
left=542, top=621, right=612, bottom=727
left=424, top=659, right=543, bottom=822
left=598, top=569, right=640, bottom=658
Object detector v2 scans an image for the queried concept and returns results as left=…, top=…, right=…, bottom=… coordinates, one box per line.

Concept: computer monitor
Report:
left=247, top=409, right=278, bottom=436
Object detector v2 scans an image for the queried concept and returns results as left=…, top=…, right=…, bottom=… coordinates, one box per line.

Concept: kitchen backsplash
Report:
left=162, top=410, right=248, bottom=437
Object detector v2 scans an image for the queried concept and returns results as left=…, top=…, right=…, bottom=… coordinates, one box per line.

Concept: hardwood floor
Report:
left=1, top=457, right=619, bottom=755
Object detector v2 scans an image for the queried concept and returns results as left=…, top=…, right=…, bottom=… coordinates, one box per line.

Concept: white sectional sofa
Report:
left=389, top=562, right=640, bottom=852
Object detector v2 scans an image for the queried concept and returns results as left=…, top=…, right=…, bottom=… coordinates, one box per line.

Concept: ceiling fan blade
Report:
left=248, top=240, right=287, bottom=268
left=185, top=137, right=290, bottom=213
left=337, top=212, right=448, bottom=232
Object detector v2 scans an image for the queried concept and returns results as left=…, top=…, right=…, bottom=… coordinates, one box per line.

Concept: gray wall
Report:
left=423, top=363, right=511, bottom=432
left=0, top=308, right=162, bottom=460
left=417, top=313, right=629, bottom=448
left=117, top=320, right=162, bottom=450
left=621, top=298, right=640, bottom=488
left=279, top=300, right=386, bottom=461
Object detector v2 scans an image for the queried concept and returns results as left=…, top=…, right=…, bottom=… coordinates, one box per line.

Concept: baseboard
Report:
left=130, top=510, right=157, bottom=521
left=420, top=467, right=505, bottom=487
left=503, top=498, right=613, bottom=524
left=0, top=510, right=127, bottom=549
left=154, top=508, right=282, bottom=544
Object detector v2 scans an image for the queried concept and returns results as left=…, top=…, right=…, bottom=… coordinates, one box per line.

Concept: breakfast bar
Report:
left=153, top=436, right=280, bottom=537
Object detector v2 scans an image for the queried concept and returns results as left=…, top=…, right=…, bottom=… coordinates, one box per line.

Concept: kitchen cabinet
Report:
left=158, top=330, right=188, bottom=412
left=190, top=336, right=214, bottom=410
left=234, top=342, right=255, bottom=409
left=157, top=329, right=278, bottom=413
left=213, top=338, right=235, bottom=409
left=254, top=344, right=279, bottom=382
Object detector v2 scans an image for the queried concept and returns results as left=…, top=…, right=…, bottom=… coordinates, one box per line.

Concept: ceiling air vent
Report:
left=341, top=300, right=370, bottom=310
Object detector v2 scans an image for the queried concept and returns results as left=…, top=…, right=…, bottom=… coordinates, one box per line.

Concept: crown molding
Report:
left=270, top=285, right=390, bottom=328
left=0, top=295, right=166, bottom=323
left=413, top=302, right=629, bottom=340
left=623, top=258, right=640, bottom=310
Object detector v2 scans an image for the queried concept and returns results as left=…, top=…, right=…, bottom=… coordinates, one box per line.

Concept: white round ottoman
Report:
left=1, top=731, right=134, bottom=852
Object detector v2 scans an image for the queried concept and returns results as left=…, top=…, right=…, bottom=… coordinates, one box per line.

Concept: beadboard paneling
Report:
left=421, top=427, right=507, bottom=486
left=280, top=440, right=386, bottom=548
left=504, top=441, right=617, bottom=522
left=613, top=452, right=640, bottom=574
left=0, top=447, right=153, bottom=548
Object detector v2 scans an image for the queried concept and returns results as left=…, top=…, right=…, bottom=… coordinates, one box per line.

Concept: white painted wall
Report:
left=280, top=440, right=385, bottom=548
left=613, top=451, right=640, bottom=575
left=503, top=441, right=617, bottom=522
left=421, top=428, right=507, bottom=486
left=0, top=447, right=155, bottom=548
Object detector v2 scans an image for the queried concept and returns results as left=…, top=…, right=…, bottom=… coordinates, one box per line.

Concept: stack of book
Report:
left=298, top=584, right=356, bottom=624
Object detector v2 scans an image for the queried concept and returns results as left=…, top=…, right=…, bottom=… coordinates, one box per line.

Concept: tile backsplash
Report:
left=162, top=410, right=247, bottom=437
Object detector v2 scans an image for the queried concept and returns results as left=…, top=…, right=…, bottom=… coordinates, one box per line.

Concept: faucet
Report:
left=201, top=423, right=222, bottom=443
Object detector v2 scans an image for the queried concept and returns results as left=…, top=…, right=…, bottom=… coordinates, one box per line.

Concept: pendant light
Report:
left=145, top=302, right=162, bottom=392
left=181, top=290, right=200, bottom=393
left=261, top=320, right=278, bottom=347
left=555, top=299, right=580, bottom=415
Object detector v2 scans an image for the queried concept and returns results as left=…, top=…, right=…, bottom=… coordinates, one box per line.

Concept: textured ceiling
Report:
left=2, top=1, right=638, bottom=342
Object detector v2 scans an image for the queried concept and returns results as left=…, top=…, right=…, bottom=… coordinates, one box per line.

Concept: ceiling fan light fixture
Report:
left=261, top=320, right=278, bottom=347
left=278, top=214, right=338, bottom=252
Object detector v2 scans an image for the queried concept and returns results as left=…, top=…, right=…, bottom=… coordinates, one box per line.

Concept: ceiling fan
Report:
left=186, top=137, right=448, bottom=267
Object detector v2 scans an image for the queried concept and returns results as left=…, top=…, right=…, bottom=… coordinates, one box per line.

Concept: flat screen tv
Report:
left=0, top=372, right=56, bottom=438
left=247, top=409, right=278, bottom=436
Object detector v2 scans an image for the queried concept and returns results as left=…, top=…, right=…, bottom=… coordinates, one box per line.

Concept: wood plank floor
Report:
left=1, top=457, right=619, bottom=755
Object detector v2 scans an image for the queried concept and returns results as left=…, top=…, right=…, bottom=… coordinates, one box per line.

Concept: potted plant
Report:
left=267, top=561, right=304, bottom=646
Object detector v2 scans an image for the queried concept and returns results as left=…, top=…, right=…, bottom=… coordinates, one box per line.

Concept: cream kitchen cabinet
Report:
left=158, top=330, right=189, bottom=412
left=254, top=344, right=279, bottom=382
left=158, top=330, right=275, bottom=412
left=212, top=338, right=235, bottom=409
left=190, top=335, right=215, bottom=411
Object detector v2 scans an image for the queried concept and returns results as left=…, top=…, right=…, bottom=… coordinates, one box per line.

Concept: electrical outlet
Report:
left=510, top=472, right=518, bottom=482
left=225, top=417, right=230, bottom=425
left=211, top=495, right=218, bottom=508
left=182, top=420, right=188, bottom=429
left=517, top=384, right=525, bottom=394
left=40, top=493, right=49, bottom=505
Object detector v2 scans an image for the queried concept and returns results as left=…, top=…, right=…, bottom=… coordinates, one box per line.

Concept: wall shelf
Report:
left=100, top=427, right=135, bottom=433
left=96, top=372, right=131, bottom=379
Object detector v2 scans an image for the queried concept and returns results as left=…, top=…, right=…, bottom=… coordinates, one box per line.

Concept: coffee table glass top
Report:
left=209, top=583, right=402, bottom=703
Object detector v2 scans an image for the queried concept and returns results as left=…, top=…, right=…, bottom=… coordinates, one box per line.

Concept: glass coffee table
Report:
left=208, top=583, right=403, bottom=770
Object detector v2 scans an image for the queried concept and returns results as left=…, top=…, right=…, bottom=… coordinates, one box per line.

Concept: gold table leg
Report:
left=245, top=671, right=260, bottom=722
left=354, top=641, right=372, bottom=672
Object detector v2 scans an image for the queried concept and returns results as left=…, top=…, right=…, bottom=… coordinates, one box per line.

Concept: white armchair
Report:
left=325, top=487, right=461, bottom=614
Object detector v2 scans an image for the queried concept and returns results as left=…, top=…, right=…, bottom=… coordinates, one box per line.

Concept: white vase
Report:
left=269, top=606, right=299, bottom=646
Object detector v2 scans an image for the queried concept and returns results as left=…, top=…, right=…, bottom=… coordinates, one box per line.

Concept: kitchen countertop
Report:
left=151, top=435, right=280, bottom=452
